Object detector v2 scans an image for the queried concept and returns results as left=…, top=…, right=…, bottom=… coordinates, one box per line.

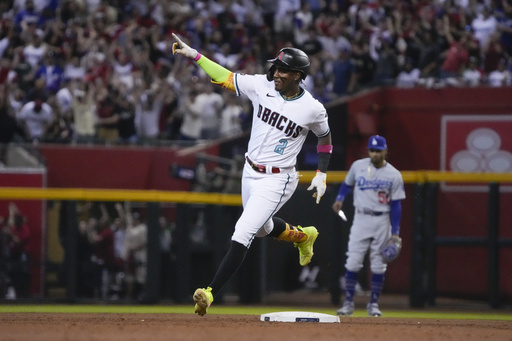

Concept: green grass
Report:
left=0, top=305, right=510, bottom=321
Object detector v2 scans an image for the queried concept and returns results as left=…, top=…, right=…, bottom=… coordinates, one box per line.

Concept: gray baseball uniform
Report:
left=344, top=157, right=406, bottom=273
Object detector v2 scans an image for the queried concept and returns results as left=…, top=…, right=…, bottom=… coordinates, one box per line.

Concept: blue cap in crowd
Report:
left=368, top=135, right=387, bottom=150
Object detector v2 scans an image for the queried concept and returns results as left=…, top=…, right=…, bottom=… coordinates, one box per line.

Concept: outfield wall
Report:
left=2, top=86, right=509, bottom=303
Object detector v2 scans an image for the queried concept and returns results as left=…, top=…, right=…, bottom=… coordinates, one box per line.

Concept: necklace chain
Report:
left=283, top=90, right=300, bottom=99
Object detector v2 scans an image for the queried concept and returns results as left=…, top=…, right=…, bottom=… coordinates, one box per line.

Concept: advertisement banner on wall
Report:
left=440, top=115, right=512, bottom=192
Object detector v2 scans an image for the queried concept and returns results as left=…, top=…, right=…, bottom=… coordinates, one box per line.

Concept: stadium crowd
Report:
left=56, top=201, right=175, bottom=301
left=0, top=0, right=511, bottom=147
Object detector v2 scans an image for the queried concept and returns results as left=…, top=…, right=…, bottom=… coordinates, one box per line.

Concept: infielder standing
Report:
left=172, top=34, right=332, bottom=316
left=332, top=135, right=405, bottom=317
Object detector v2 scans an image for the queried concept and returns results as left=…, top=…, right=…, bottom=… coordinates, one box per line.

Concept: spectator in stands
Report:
left=44, top=108, right=73, bottom=144
left=116, top=92, right=138, bottom=145
left=330, top=46, right=356, bottom=96
left=34, top=50, right=63, bottom=94
left=89, top=203, right=117, bottom=299
left=14, top=0, right=41, bottom=32
left=25, top=75, right=50, bottom=102
left=372, top=36, right=399, bottom=86
left=219, top=91, right=243, bottom=138
left=396, top=57, right=421, bottom=88
left=124, top=210, right=147, bottom=301
left=110, top=49, right=135, bottom=91
left=75, top=218, right=96, bottom=297
left=83, top=49, right=112, bottom=87
left=134, top=79, right=169, bottom=143
left=439, top=17, right=470, bottom=85
left=351, top=40, right=377, bottom=91
left=0, top=53, right=12, bottom=84
left=471, top=5, right=498, bottom=56
left=22, top=29, right=47, bottom=70
left=161, top=85, right=181, bottom=140
left=70, top=80, right=97, bottom=143
left=159, top=215, right=173, bottom=299
left=299, top=27, right=324, bottom=57
left=110, top=202, right=128, bottom=299
left=498, top=2, right=512, bottom=56
left=461, top=56, right=484, bottom=87
left=16, top=98, right=53, bottom=142
left=274, top=0, right=301, bottom=37
left=63, top=54, right=86, bottom=81
left=7, top=84, right=25, bottom=118
left=487, top=57, right=511, bottom=86
left=293, top=1, right=315, bottom=45
left=178, top=89, right=202, bottom=142
left=95, top=82, right=119, bottom=144
left=9, top=50, right=33, bottom=95
left=195, top=83, right=224, bottom=140
left=0, top=84, right=25, bottom=164
left=483, top=32, right=507, bottom=75
left=318, top=21, right=352, bottom=62
left=213, top=43, right=238, bottom=70
left=417, top=30, right=442, bottom=85
left=0, top=202, right=31, bottom=299
left=0, top=0, right=510, bottom=150
left=55, top=80, right=73, bottom=118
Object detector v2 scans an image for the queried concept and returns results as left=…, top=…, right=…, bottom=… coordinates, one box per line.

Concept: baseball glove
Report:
left=380, top=235, right=402, bottom=263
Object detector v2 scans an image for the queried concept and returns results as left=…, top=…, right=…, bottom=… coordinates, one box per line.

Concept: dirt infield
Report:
left=1, top=313, right=511, bottom=341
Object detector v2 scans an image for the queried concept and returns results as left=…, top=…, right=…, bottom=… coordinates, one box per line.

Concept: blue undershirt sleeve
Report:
left=390, top=200, right=402, bottom=235
left=336, top=182, right=353, bottom=202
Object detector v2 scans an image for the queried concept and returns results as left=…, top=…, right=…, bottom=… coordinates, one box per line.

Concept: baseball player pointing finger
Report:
left=172, top=34, right=332, bottom=316
left=333, top=135, right=405, bottom=317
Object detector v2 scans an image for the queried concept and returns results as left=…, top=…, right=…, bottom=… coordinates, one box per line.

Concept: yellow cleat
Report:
left=193, top=287, right=214, bottom=316
left=294, top=226, right=319, bottom=266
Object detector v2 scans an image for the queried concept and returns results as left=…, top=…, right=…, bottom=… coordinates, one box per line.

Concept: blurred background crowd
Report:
left=1, top=199, right=175, bottom=301
left=1, top=0, right=511, bottom=302
left=0, top=0, right=511, bottom=148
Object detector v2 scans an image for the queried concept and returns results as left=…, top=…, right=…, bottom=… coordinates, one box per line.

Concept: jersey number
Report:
left=274, top=139, right=288, bottom=155
left=378, top=191, right=390, bottom=204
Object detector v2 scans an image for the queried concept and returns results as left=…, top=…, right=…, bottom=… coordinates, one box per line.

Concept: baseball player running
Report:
left=172, top=34, right=332, bottom=316
left=332, top=135, right=405, bottom=317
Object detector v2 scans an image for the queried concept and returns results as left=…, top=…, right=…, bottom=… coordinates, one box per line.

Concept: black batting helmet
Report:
left=266, top=47, right=310, bottom=81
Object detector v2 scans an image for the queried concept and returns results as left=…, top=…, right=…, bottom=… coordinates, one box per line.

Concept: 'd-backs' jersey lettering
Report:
left=234, top=74, right=329, bottom=168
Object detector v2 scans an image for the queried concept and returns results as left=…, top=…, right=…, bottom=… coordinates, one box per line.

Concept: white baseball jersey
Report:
left=231, top=73, right=330, bottom=247
left=234, top=74, right=330, bottom=168
left=345, top=158, right=405, bottom=212
left=17, top=101, right=54, bottom=139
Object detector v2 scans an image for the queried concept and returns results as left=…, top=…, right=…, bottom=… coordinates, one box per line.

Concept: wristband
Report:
left=194, top=52, right=202, bottom=61
left=317, top=145, right=333, bottom=154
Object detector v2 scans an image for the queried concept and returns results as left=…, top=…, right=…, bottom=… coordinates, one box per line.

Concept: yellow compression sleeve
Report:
left=197, top=55, right=236, bottom=92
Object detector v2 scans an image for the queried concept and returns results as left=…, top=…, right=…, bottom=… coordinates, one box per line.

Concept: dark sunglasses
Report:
left=369, top=149, right=383, bottom=153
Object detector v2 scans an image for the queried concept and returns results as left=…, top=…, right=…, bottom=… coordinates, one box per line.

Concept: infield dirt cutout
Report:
left=1, top=313, right=511, bottom=341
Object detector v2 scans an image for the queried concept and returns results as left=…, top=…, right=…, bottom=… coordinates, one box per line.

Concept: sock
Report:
left=370, top=273, right=385, bottom=303
left=344, top=270, right=358, bottom=302
left=208, top=241, right=248, bottom=296
left=268, top=217, right=286, bottom=237
left=273, top=220, right=307, bottom=243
